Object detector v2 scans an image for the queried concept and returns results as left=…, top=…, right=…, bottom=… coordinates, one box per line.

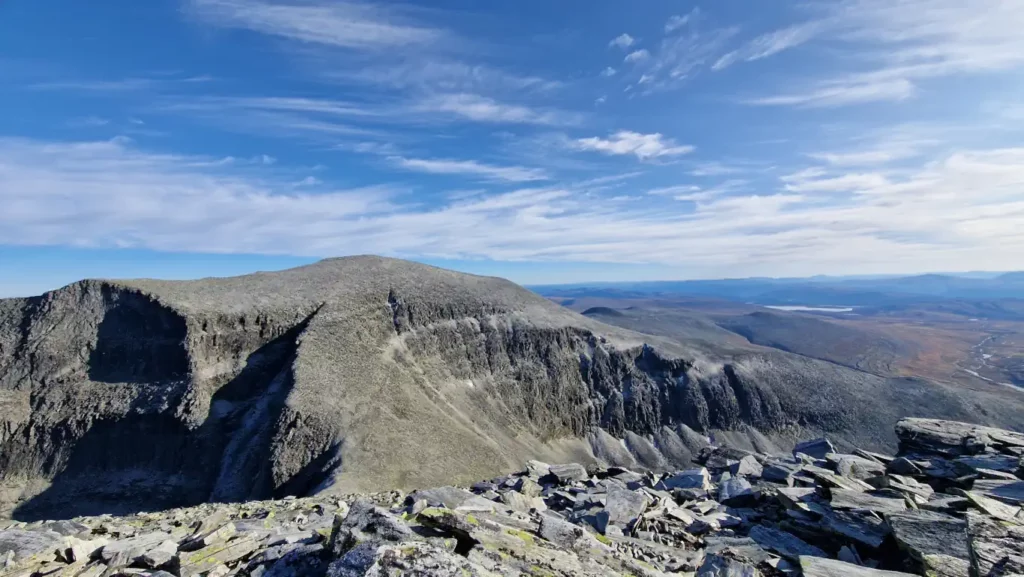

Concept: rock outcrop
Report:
left=3, top=418, right=1023, bottom=577
left=2, top=257, right=1023, bottom=520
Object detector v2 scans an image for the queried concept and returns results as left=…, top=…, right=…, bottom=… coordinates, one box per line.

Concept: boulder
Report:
left=0, top=529, right=63, bottom=566
left=719, top=477, right=757, bottom=507
left=794, top=438, right=836, bottom=460
left=658, top=468, right=712, bottom=491
left=731, top=456, right=764, bottom=478
left=548, top=463, right=589, bottom=484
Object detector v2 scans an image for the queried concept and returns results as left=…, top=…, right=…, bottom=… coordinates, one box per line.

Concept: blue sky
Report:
left=2, top=0, right=1024, bottom=296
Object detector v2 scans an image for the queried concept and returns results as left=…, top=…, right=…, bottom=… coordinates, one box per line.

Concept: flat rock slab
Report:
left=855, top=449, right=894, bottom=464
left=697, top=552, right=762, bottom=576
left=920, top=495, right=969, bottom=515
left=964, top=491, right=1023, bottom=522
left=886, top=475, right=934, bottom=501
left=748, top=525, right=826, bottom=560
left=0, top=529, right=63, bottom=565
left=100, top=532, right=172, bottom=567
left=409, top=487, right=494, bottom=512
left=832, top=455, right=886, bottom=480
left=806, top=466, right=874, bottom=492
left=967, top=512, right=1024, bottom=577
left=821, top=510, right=890, bottom=549
left=955, top=454, right=1021, bottom=474
left=830, top=490, right=907, bottom=515
left=975, top=480, right=1024, bottom=505
left=776, top=487, right=816, bottom=508
left=800, top=555, right=918, bottom=577
left=896, top=419, right=1024, bottom=457
left=887, top=511, right=969, bottom=577
left=180, top=537, right=261, bottom=577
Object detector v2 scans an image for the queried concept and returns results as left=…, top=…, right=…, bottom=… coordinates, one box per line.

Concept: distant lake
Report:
left=763, top=305, right=855, bottom=313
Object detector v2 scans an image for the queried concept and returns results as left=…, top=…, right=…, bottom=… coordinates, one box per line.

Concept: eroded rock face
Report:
left=2, top=256, right=1024, bottom=521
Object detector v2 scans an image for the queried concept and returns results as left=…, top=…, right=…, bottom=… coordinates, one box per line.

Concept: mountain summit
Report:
left=2, top=256, right=1022, bottom=520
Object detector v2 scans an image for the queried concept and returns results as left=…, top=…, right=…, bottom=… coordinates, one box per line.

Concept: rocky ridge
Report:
left=4, top=257, right=1024, bottom=520
left=3, top=417, right=1023, bottom=577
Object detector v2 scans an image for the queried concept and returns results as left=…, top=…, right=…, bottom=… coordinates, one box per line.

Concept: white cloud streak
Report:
left=574, top=131, right=694, bottom=161
left=749, top=0, right=1024, bottom=107
left=412, top=93, right=582, bottom=126
left=807, top=137, right=933, bottom=166
left=188, top=0, right=444, bottom=50
left=329, top=60, right=563, bottom=94
left=625, top=15, right=738, bottom=92
left=389, top=156, right=548, bottom=182
left=746, top=78, right=916, bottom=107
left=665, top=11, right=697, bottom=34
left=713, top=23, right=820, bottom=70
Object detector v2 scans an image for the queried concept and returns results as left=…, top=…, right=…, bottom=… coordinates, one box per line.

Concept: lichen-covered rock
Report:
left=0, top=417, right=1023, bottom=576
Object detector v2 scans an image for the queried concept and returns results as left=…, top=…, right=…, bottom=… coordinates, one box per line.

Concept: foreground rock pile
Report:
left=2, top=418, right=1023, bottom=577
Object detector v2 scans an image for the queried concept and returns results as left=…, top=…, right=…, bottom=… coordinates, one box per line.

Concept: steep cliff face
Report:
left=1, top=256, right=1022, bottom=520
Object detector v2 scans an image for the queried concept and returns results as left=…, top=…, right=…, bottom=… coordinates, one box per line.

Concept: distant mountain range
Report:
left=530, top=271, right=1024, bottom=308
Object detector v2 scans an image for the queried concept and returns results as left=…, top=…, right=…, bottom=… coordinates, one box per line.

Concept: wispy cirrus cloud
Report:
left=186, top=0, right=445, bottom=50
left=388, top=156, right=549, bottom=182
left=746, top=78, right=916, bottom=107
left=67, top=116, right=112, bottom=128
left=664, top=12, right=696, bottom=34
left=783, top=171, right=891, bottom=193
left=747, top=0, right=1024, bottom=107
left=31, top=78, right=158, bottom=92
left=574, top=131, right=694, bottom=161
left=623, top=10, right=738, bottom=92
left=3, top=136, right=1024, bottom=275
left=411, top=93, right=582, bottom=126
left=713, top=22, right=821, bottom=70
left=156, top=90, right=578, bottom=146
left=327, top=60, right=564, bottom=94
left=807, top=137, right=934, bottom=166
left=164, top=95, right=379, bottom=117
left=688, top=161, right=746, bottom=177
